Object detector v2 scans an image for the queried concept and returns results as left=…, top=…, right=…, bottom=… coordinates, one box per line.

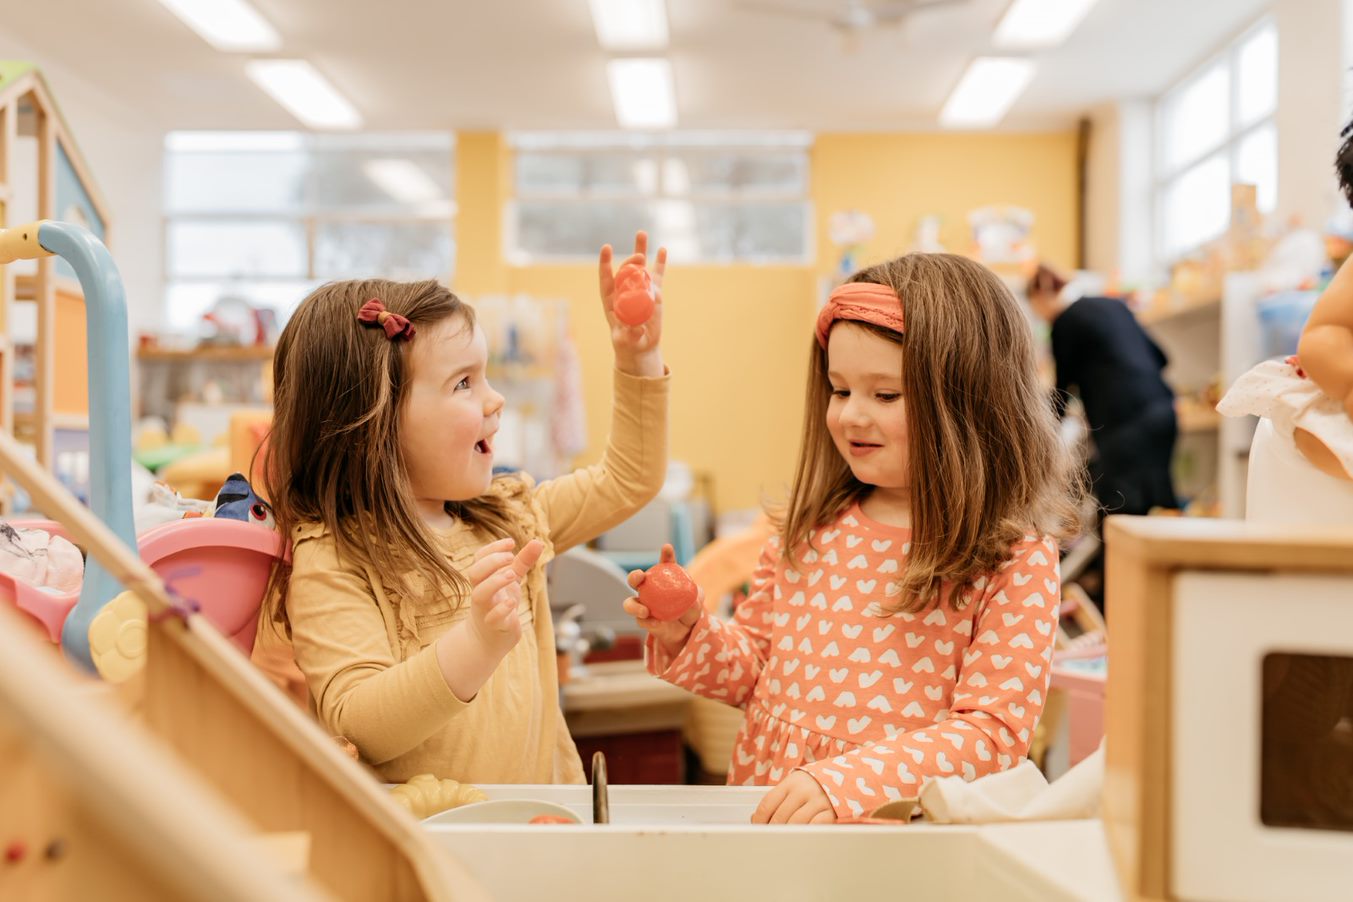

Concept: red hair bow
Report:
left=357, top=299, right=416, bottom=341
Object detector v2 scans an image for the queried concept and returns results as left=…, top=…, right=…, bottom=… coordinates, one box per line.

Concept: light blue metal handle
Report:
left=38, top=222, right=136, bottom=671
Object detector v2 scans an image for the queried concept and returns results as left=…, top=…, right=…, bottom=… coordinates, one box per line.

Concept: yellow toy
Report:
left=389, top=775, right=488, bottom=819
left=88, top=589, right=148, bottom=683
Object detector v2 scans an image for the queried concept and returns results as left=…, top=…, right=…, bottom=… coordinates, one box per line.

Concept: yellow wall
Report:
left=503, top=264, right=818, bottom=514
left=812, top=131, right=1079, bottom=279
left=454, top=129, right=1079, bottom=513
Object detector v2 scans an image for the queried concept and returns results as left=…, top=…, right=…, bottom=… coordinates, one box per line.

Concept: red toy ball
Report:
left=638, top=561, right=698, bottom=622
left=613, top=264, right=655, bottom=326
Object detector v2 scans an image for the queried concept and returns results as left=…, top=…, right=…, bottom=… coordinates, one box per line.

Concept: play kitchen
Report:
left=420, top=751, right=1118, bottom=902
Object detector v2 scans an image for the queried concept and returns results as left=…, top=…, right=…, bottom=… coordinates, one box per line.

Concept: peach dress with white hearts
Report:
left=647, top=503, right=1060, bottom=819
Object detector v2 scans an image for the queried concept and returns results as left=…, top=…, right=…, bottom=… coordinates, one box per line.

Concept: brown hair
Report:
left=778, top=253, right=1083, bottom=613
left=259, top=278, right=522, bottom=632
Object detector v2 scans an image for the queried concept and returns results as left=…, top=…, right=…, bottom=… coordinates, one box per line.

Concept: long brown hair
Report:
left=260, top=278, right=522, bottom=631
left=778, top=253, right=1082, bottom=613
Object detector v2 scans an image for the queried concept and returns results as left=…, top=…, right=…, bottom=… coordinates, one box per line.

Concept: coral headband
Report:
left=814, top=282, right=904, bottom=348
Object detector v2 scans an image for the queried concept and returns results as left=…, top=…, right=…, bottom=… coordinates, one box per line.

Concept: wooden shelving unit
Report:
left=1136, top=294, right=1221, bottom=326
left=136, top=344, right=275, bottom=363
left=0, top=63, right=108, bottom=513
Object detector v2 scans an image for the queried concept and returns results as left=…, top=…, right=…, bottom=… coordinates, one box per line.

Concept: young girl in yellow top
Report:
left=255, top=233, right=669, bottom=785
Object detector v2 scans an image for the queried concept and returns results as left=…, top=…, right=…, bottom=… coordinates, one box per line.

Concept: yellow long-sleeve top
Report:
left=262, top=368, right=668, bottom=785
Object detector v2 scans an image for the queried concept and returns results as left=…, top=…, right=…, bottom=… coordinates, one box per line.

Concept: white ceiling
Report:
left=1, top=0, right=1271, bottom=132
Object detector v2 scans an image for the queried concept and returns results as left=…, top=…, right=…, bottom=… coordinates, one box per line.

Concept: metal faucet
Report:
left=591, top=751, right=609, bottom=825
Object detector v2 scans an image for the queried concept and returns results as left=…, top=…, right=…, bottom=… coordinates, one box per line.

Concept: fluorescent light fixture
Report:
left=607, top=58, right=677, bottom=129
left=245, top=60, right=362, bottom=130
left=156, top=0, right=280, bottom=52
left=588, top=0, right=669, bottom=50
left=939, top=57, right=1036, bottom=128
left=364, top=159, right=443, bottom=204
left=994, top=0, right=1100, bottom=49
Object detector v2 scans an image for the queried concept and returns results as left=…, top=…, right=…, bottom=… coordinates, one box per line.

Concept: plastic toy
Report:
left=638, top=545, right=698, bottom=621
left=612, top=262, right=655, bottom=326
left=0, top=220, right=284, bottom=672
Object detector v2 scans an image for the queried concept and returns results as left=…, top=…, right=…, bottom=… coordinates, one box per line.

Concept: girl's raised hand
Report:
left=598, top=230, right=667, bottom=378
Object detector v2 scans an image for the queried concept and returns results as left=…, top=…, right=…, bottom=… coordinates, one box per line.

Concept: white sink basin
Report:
left=423, top=785, right=1120, bottom=901
left=426, top=783, right=761, bottom=827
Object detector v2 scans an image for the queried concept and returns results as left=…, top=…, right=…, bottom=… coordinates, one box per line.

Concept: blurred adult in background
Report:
left=1027, top=264, right=1178, bottom=604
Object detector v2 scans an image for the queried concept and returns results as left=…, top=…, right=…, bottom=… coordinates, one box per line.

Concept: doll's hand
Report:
left=599, top=231, right=666, bottom=378
left=465, top=538, right=544, bottom=654
left=751, top=771, right=837, bottom=825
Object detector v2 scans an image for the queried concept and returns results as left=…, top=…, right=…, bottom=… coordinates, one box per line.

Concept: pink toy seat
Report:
left=138, top=518, right=287, bottom=655
left=1, top=517, right=286, bottom=653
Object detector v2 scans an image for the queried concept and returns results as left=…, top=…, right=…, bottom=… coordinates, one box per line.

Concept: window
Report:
left=1155, top=19, right=1277, bottom=262
left=163, top=131, right=455, bottom=331
left=507, top=132, right=813, bottom=264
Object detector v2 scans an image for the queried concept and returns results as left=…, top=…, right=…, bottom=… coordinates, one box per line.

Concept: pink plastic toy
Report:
left=613, top=262, right=655, bottom=326
left=1049, top=646, right=1107, bottom=767
left=0, top=516, right=285, bottom=653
